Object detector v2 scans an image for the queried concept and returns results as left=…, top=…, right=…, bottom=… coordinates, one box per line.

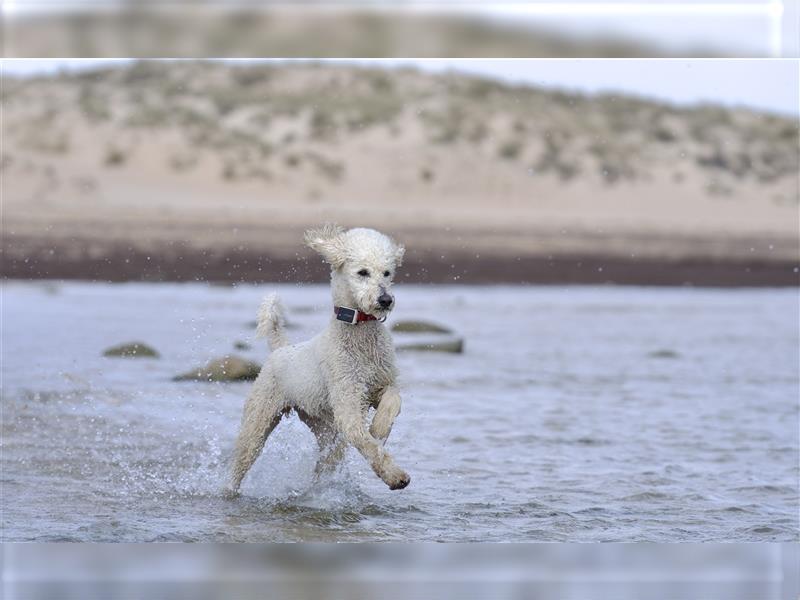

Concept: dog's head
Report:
left=305, top=224, right=405, bottom=319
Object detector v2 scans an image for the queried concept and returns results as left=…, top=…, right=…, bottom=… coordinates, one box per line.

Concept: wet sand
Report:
left=4, top=232, right=798, bottom=286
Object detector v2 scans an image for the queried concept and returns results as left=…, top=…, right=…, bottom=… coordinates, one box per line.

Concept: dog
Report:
left=226, top=224, right=410, bottom=496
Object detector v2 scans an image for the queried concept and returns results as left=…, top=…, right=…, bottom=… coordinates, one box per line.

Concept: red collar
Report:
left=334, top=306, right=379, bottom=324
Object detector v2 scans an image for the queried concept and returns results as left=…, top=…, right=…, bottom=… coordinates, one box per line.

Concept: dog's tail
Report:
left=256, top=293, right=289, bottom=351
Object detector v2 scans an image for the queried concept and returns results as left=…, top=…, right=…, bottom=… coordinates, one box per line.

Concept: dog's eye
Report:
left=383, top=271, right=391, bottom=277
left=357, top=269, right=370, bottom=277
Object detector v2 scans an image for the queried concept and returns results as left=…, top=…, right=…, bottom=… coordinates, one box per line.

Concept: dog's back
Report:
left=264, top=335, right=329, bottom=415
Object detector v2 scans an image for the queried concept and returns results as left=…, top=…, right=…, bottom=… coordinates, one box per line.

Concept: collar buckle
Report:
left=335, top=306, right=359, bottom=325
left=335, top=306, right=380, bottom=324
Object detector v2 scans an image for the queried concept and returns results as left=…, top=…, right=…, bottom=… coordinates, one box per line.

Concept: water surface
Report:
left=2, top=282, right=798, bottom=541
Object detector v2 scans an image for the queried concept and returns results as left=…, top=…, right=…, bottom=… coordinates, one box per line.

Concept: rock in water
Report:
left=173, top=355, right=261, bottom=382
left=396, top=338, right=464, bottom=354
left=647, top=349, right=680, bottom=359
left=391, top=320, right=452, bottom=334
left=103, top=342, right=160, bottom=358
left=233, top=340, right=252, bottom=351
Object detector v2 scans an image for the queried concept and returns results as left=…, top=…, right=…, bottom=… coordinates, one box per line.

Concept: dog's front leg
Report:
left=332, top=391, right=410, bottom=490
left=370, top=386, right=402, bottom=445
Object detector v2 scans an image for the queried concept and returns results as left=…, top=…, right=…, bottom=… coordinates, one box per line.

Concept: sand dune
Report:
left=2, top=62, right=798, bottom=284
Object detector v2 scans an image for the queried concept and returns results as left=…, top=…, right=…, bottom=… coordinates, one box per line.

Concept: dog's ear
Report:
left=394, top=243, right=405, bottom=268
left=304, top=223, right=347, bottom=268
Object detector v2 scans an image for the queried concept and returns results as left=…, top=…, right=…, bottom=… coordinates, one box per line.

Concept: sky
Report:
left=468, top=1, right=795, bottom=58
left=376, top=59, right=799, bottom=116
left=3, top=58, right=797, bottom=117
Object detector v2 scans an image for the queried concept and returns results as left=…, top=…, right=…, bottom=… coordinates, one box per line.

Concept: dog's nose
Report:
left=378, top=293, right=394, bottom=308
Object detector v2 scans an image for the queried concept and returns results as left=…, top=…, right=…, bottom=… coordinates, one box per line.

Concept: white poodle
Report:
left=226, top=224, right=410, bottom=495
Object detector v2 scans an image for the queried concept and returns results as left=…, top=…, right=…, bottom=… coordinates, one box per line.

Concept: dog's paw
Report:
left=385, top=469, right=411, bottom=490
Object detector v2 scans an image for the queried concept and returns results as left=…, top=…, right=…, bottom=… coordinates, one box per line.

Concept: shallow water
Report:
left=2, top=281, right=798, bottom=541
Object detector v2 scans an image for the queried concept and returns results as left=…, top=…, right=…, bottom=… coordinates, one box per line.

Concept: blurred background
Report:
left=2, top=58, right=798, bottom=285
left=3, top=544, right=798, bottom=599
left=2, top=6, right=799, bottom=600
left=2, top=0, right=799, bottom=58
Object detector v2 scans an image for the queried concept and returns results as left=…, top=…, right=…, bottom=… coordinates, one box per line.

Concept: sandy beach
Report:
left=2, top=62, right=798, bottom=285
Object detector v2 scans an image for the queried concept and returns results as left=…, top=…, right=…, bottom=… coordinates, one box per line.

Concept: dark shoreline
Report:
left=3, top=238, right=798, bottom=287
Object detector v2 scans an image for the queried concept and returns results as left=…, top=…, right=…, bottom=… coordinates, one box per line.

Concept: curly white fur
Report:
left=256, top=293, right=288, bottom=350
left=226, top=225, right=410, bottom=495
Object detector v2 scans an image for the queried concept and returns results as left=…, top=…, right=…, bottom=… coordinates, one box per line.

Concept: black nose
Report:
left=378, top=293, right=393, bottom=308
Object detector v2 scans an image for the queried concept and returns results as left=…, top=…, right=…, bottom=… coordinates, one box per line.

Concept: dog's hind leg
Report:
left=297, top=410, right=346, bottom=476
left=369, top=386, right=402, bottom=445
left=332, top=389, right=410, bottom=490
left=226, top=375, right=285, bottom=496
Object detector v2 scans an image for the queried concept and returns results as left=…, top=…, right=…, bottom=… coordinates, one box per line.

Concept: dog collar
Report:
left=334, top=306, right=380, bottom=324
